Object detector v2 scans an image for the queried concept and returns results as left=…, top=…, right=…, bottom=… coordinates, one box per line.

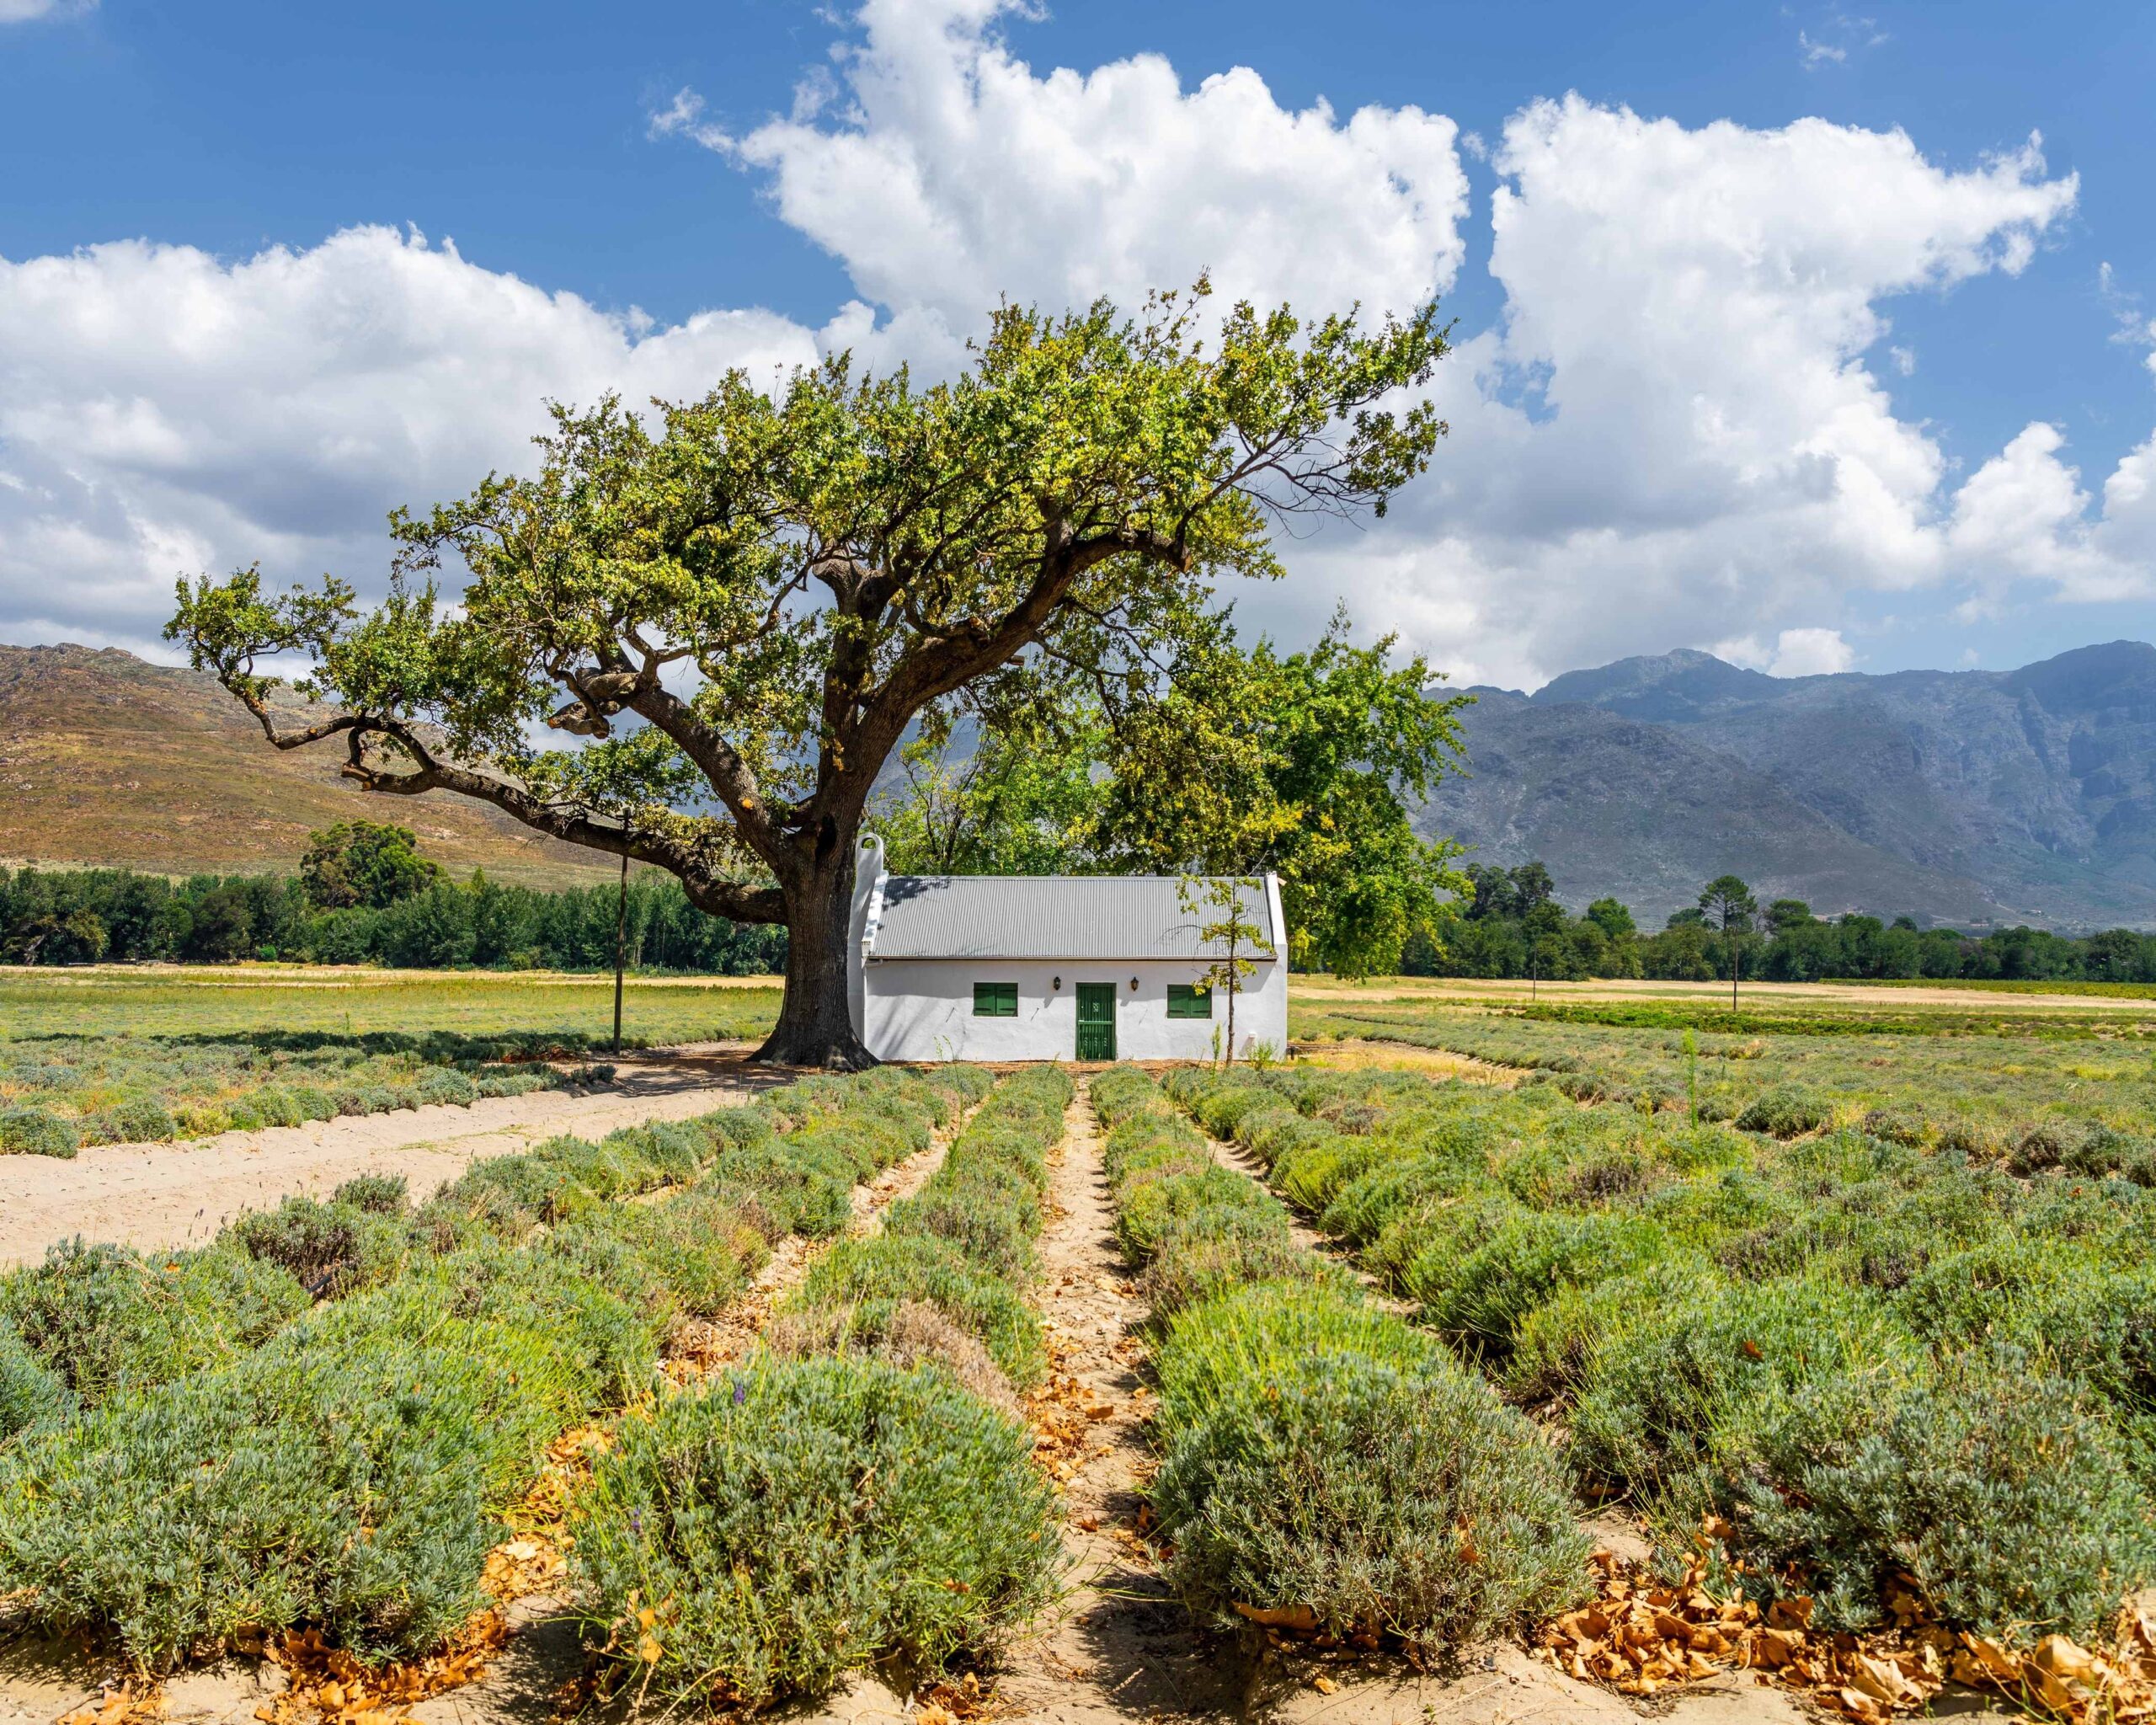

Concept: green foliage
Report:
left=333, top=1172, right=409, bottom=1213
left=554, top=1190, right=768, bottom=1319
left=1155, top=1281, right=1444, bottom=1431
left=572, top=1356, right=1062, bottom=1709
left=299, top=820, right=444, bottom=911
left=1153, top=1350, right=1588, bottom=1653
left=1739, top=1348, right=2156, bottom=1637
left=0, top=1236, right=658, bottom=1670
left=789, top=1235, right=1045, bottom=1389
left=1102, top=1065, right=1589, bottom=1654
left=2, top=1239, right=309, bottom=1404
left=0, top=1319, right=72, bottom=1442
left=233, top=1195, right=414, bottom=1297
left=168, top=286, right=1449, bottom=1062
left=1117, top=1163, right=1275, bottom=1264
left=0, top=1107, right=77, bottom=1156
left=1167, top=1052, right=2156, bottom=1642
left=1735, top=1085, right=1834, bottom=1138
left=1139, top=1207, right=1329, bottom=1319
left=0, top=1064, right=953, bottom=1669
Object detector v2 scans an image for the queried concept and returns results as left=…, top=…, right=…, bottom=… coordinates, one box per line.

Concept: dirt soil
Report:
left=0, top=1044, right=787, bottom=1268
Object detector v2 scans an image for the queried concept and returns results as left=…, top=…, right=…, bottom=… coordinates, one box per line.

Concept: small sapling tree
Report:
left=1698, top=874, right=1759, bottom=1007
left=1180, top=873, right=1274, bottom=1066
left=169, top=286, right=1448, bottom=1067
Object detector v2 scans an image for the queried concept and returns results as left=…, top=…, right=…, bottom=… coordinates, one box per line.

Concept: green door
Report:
left=1075, top=983, right=1117, bottom=1061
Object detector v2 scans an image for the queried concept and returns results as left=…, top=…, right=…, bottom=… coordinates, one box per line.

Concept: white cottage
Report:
left=846, top=835, right=1289, bottom=1063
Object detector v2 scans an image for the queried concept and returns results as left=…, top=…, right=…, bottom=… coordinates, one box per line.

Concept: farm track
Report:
left=978, top=1079, right=1244, bottom=1725
left=0, top=1044, right=786, bottom=1268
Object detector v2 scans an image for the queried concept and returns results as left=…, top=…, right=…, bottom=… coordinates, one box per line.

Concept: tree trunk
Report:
left=754, top=852, right=876, bottom=1070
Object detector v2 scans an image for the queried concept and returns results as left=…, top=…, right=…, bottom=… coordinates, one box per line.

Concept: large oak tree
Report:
left=169, top=286, right=1449, bottom=1066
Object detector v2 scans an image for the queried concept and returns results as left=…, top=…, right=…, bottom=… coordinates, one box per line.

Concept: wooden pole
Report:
left=612, top=851, right=628, bottom=1055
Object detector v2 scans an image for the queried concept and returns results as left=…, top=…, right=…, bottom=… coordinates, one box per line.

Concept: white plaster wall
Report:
left=862, top=958, right=1288, bottom=1063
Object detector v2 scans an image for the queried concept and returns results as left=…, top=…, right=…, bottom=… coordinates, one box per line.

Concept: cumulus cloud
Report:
left=1767, top=627, right=1857, bottom=676
left=5, top=0, right=2150, bottom=688
left=1310, top=99, right=2080, bottom=683
left=664, top=0, right=1470, bottom=341
left=0, top=227, right=819, bottom=647
left=0, top=0, right=91, bottom=20
left=1947, top=422, right=2156, bottom=603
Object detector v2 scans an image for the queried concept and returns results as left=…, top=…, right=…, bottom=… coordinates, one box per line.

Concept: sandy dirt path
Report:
left=0, top=1044, right=789, bottom=1267
left=985, top=1080, right=1246, bottom=1725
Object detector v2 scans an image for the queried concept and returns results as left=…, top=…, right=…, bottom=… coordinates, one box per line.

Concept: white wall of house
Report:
left=862, top=956, right=1289, bottom=1063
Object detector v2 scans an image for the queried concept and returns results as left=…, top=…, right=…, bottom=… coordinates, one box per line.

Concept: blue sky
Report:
left=1, top=0, right=2151, bottom=686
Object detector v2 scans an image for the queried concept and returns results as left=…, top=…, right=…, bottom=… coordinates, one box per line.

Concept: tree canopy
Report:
left=169, top=284, right=1450, bottom=1063
left=873, top=612, right=1470, bottom=977
left=299, top=820, right=443, bottom=911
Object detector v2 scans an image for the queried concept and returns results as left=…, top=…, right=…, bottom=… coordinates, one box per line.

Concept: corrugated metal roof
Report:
left=866, top=874, right=1279, bottom=962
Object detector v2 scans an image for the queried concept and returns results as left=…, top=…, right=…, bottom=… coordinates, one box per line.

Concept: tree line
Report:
left=1408, top=861, right=2156, bottom=984
left=0, top=821, right=785, bottom=974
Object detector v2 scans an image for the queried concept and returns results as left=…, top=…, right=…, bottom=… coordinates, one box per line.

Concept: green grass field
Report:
left=0, top=966, right=785, bottom=1152
left=1293, top=981, right=2156, bottom=1155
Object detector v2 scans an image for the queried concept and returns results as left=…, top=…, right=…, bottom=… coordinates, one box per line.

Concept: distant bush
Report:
left=233, top=1196, right=413, bottom=1298
left=1139, top=1206, right=1327, bottom=1320
left=86, top=1096, right=179, bottom=1145
left=788, top=1234, right=1045, bottom=1389
left=573, top=1356, right=1061, bottom=1709
left=1735, top=1085, right=1833, bottom=1138
left=1407, top=1209, right=1670, bottom=1360
left=332, top=1172, right=409, bottom=1214
left=1118, top=1164, right=1274, bottom=1264
left=553, top=1189, right=766, bottom=1319
left=0, top=1108, right=77, bottom=1157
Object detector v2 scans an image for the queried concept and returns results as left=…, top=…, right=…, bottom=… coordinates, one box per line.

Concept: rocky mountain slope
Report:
left=1420, top=642, right=2156, bottom=931
left=0, top=644, right=616, bottom=885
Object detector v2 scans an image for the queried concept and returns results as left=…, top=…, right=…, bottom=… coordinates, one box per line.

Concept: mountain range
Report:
left=4, top=638, right=2151, bottom=931
left=0, top=644, right=614, bottom=886
left=1417, top=641, right=2156, bottom=931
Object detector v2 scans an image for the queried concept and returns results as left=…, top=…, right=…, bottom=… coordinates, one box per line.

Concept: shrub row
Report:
left=1092, top=1065, right=1588, bottom=1659
left=0, top=1065, right=975, bottom=1672
left=1300, top=1007, right=2156, bottom=1172
left=1166, top=1062, right=2156, bottom=1642
left=0, top=1058, right=584, bottom=1158
left=569, top=1066, right=1067, bottom=1711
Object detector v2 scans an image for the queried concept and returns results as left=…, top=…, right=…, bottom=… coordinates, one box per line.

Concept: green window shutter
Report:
left=1167, top=983, right=1213, bottom=1018
left=973, top=982, right=1018, bottom=1017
